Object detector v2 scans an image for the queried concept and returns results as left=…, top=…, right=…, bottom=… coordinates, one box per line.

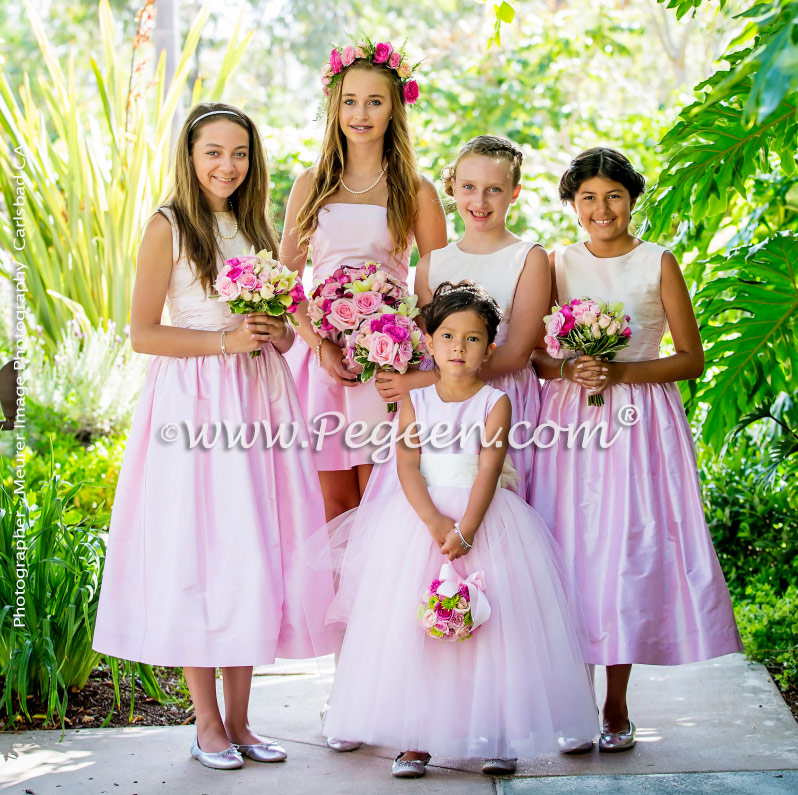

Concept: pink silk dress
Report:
left=92, top=207, right=339, bottom=666
left=285, top=203, right=411, bottom=471
left=530, top=240, right=742, bottom=666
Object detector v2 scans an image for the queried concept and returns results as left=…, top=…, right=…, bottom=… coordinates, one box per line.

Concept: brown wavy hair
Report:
left=295, top=61, right=418, bottom=263
left=164, top=102, right=279, bottom=293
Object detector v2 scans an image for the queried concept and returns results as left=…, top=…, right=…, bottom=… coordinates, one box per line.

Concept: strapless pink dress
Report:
left=285, top=203, right=411, bottom=471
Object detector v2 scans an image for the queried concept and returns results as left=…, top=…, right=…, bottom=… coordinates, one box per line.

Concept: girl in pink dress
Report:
left=530, top=147, right=742, bottom=753
left=280, top=38, right=446, bottom=524
left=321, top=283, right=597, bottom=778
left=92, top=103, right=338, bottom=771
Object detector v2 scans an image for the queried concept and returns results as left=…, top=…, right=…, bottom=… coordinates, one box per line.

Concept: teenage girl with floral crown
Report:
left=319, top=282, right=597, bottom=778
left=93, top=102, right=339, bottom=771
left=280, top=38, right=446, bottom=526
left=530, top=147, right=742, bottom=752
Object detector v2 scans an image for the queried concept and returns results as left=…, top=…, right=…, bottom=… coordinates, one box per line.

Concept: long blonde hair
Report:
left=296, top=61, right=418, bottom=263
left=166, top=102, right=279, bottom=293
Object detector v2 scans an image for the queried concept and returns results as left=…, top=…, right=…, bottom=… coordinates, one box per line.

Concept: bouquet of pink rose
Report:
left=214, top=249, right=306, bottom=357
left=344, top=295, right=426, bottom=413
left=417, top=562, right=491, bottom=643
left=543, top=297, right=632, bottom=406
left=307, top=261, right=405, bottom=347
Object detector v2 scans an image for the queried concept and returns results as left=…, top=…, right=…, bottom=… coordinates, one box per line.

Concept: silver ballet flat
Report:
left=481, top=758, right=517, bottom=775
left=391, top=752, right=431, bottom=778
left=234, top=740, right=288, bottom=762
left=190, top=734, right=244, bottom=769
left=326, top=737, right=362, bottom=752
left=598, top=720, right=636, bottom=753
left=558, top=737, right=595, bottom=754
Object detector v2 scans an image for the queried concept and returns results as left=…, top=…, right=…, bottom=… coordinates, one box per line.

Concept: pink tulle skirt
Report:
left=319, top=484, right=598, bottom=759
left=93, top=345, right=340, bottom=667
left=530, top=379, right=742, bottom=666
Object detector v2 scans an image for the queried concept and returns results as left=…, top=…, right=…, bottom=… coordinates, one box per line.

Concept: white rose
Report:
left=598, top=313, right=611, bottom=329
left=241, top=289, right=253, bottom=301
left=260, top=284, right=275, bottom=300
left=590, top=322, right=601, bottom=338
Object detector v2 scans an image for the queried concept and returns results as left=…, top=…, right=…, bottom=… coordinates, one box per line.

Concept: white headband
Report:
left=189, top=110, right=245, bottom=129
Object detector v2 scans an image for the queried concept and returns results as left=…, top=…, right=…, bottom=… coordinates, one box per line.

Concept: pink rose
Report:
left=215, top=275, right=241, bottom=301
left=353, top=291, right=383, bottom=315
left=373, top=42, right=392, bottom=63
left=355, top=45, right=366, bottom=59
left=582, top=311, right=597, bottom=326
left=547, top=313, right=564, bottom=336
left=226, top=264, right=243, bottom=282
left=394, top=314, right=413, bottom=328
left=590, top=322, right=601, bottom=338
left=321, top=63, right=333, bottom=78
left=560, top=305, right=576, bottom=333
left=368, top=332, right=398, bottom=367
left=421, top=610, right=436, bottom=630
left=607, top=319, right=620, bottom=335
left=240, top=272, right=259, bottom=291
left=398, top=339, right=413, bottom=361
left=398, top=61, right=412, bottom=78
left=320, top=280, right=341, bottom=298
left=388, top=51, right=401, bottom=69
left=328, top=298, right=359, bottom=331
left=621, top=326, right=633, bottom=338
left=449, top=611, right=465, bottom=630
left=330, top=48, right=343, bottom=74
left=544, top=334, right=561, bottom=357
left=385, top=323, right=409, bottom=342
left=341, top=45, right=356, bottom=67
left=403, top=80, right=419, bottom=104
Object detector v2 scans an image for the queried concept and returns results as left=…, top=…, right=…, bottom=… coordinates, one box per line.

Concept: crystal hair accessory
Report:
left=189, top=110, right=245, bottom=129
left=321, top=37, right=420, bottom=105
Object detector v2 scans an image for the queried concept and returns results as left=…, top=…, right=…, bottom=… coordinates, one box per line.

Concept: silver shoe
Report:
left=234, top=740, right=288, bottom=762
left=391, top=752, right=431, bottom=778
left=598, top=720, right=636, bottom=753
left=190, top=734, right=244, bottom=769
left=326, top=737, right=362, bottom=752
left=558, top=737, right=594, bottom=754
left=481, top=758, right=517, bottom=775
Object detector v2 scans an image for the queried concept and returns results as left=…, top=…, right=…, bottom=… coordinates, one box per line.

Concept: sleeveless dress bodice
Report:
left=554, top=241, right=668, bottom=362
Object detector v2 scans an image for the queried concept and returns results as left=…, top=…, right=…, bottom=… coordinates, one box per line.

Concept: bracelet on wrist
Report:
left=453, top=521, right=472, bottom=551
left=315, top=339, right=324, bottom=368
left=560, top=357, right=572, bottom=380
left=220, top=330, right=229, bottom=358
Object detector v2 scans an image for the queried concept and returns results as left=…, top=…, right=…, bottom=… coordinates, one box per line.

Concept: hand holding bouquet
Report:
left=214, top=249, right=306, bottom=357
left=417, top=562, right=491, bottom=643
left=543, top=297, right=632, bottom=406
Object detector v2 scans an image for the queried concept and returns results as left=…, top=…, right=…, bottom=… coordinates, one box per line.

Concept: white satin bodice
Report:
left=554, top=241, right=668, bottom=362
left=428, top=240, right=538, bottom=345
left=310, top=203, right=411, bottom=285
left=159, top=206, right=249, bottom=332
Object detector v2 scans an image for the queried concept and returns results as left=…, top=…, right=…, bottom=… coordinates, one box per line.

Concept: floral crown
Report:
left=321, top=37, right=420, bottom=105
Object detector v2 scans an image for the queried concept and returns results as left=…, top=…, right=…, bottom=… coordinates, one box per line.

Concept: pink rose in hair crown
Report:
left=373, top=42, right=392, bottom=63
left=330, top=48, right=343, bottom=74
left=403, top=80, right=419, bottom=104
left=341, top=45, right=356, bottom=67
left=543, top=296, right=632, bottom=407
left=388, top=51, right=402, bottom=69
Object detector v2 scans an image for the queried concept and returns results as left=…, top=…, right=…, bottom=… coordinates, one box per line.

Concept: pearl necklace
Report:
left=216, top=201, right=238, bottom=240
left=340, top=166, right=387, bottom=195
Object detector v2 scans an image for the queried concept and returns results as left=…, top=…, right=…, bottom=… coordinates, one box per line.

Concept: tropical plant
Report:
left=0, top=0, right=252, bottom=348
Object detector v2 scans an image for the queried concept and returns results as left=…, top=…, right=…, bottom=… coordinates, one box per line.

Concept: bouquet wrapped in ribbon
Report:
left=543, top=297, right=633, bottom=407
left=417, top=562, right=491, bottom=642
left=214, top=249, right=306, bottom=357
left=309, top=261, right=426, bottom=412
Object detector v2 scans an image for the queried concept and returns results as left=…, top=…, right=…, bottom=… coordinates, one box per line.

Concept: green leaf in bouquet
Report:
left=361, top=362, right=377, bottom=382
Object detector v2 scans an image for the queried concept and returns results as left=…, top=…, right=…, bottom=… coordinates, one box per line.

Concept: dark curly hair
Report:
left=421, top=280, right=503, bottom=345
left=558, top=147, right=646, bottom=203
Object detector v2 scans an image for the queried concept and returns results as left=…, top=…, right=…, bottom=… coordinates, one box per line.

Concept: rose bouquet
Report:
left=345, top=294, right=426, bottom=413
left=543, top=297, right=632, bottom=406
left=307, top=261, right=404, bottom=347
left=417, top=563, right=491, bottom=643
left=214, top=249, right=306, bottom=357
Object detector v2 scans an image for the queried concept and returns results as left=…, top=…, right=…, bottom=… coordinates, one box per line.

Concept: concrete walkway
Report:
left=1, top=653, right=796, bottom=794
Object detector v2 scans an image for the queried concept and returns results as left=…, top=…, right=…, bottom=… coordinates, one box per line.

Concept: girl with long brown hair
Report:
left=93, top=102, right=338, bottom=771
left=281, top=39, right=447, bottom=529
